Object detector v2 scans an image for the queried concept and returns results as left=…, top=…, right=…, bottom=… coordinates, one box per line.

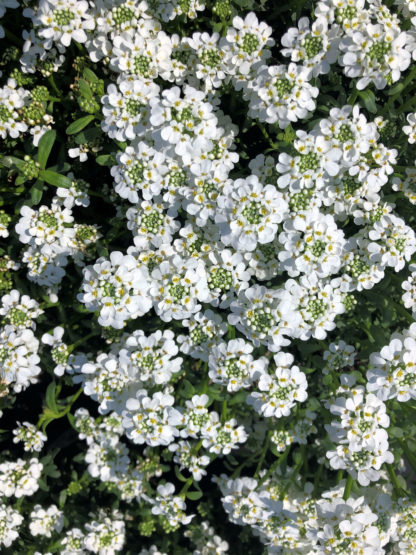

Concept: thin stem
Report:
left=342, top=474, right=354, bottom=500
left=254, top=431, right=272, bottom=479
left=385, top=463, right=405, bottom=497
left=257, top=122, right=279, bottom=150
left=279, top=445, right=306, bottom=501
left=48, top=75, right=62, bottom=98
left=257, top=445, right=291, bottom=487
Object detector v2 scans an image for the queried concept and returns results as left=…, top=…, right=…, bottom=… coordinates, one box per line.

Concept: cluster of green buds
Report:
left=22, top=155, right=41, bottom=180
left=21, top=101, right=46, bottom=126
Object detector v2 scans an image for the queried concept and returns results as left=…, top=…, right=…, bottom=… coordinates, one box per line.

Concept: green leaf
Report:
left=387, top=83, right=404, bottom=96
left=59, top=489, right=67, bottom=509
left=30, top=180, right=44, bottom=205
left=37, top=129, right=56, bottom=169
left=186, top=490, right=203, bottom=500
left=45, top=381, right=58, bottom=414
left=357, top=90, right=377, bottom=114
left=15, top=175, right=27, bottom=186
left=74, top=126, right=101, bottom=145
left=83, top=68, right=99, bottom=83
left=79, top=78, right=93, bottom=100
left=0, top=155, right=25, bottom=170
left=40, top=170, right=72, bottom=188
left=174, top=466, right=188, bottom=483
left=228, top=390, right=247, bottom=406
left=66, top=115, right=95, bottom=135
left=96, top=154, right=116, bottom=166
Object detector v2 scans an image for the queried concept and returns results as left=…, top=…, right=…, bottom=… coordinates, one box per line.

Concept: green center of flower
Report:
left=39, top=211, right=58, bottom=229
left=54, top=9, right=75, bottom=26
left=368, top=41, right=390, bottom=63
left=298, top=152, right=320, bottom=172
left=75, top=225, right=97, bottom=242
left=0, top=105, right=12, bottom=122
left=102, top=282, right=117, bottom=298
left=303, top=35, right=323, bottom=59
left=335, top=6, right=357, bottom=22
left=111, top=5, right=135, bottom=25
left=127, top=160, right=145, bottom=183
left=275, top=78, right=294, bottom=97
left=370, top=206, right=384, bottom=223
left=395, top=237, right=406, bottom=252
left=200, top=48, right=222, bottom=68
left=133, top=55, right=150, bottom=77
left=190, top=326, right=210, bottom=345
left=343, top=176, right=361, bottom=196
left=51, top=344, right=69, bottom=364
left=216, top=429, right=232, bottom=445
left=242, top=201, right=263, bottom=225
left=309, top=239, right=326, bottom=258
left=306, top=298, right=327, bottom=320
left=289, top=190, right=312, bottom=211
left=0, top=211, right=11, bottom=226
left=141, top=210, right=164, bottom=233
left=248, top=308, right=274, bottom=332
left=169, top=283, right=187, bottom=301
left=336, top=123, right=355, bottom=143
left=22, top=157, right=40, bottom=180
left=208, top=267, right=233, bottom=291
left=6, top=308, right=29, bottom=327
left=225, top=358, right=246, bottom=379
left=125, top=98, right=144, bottom=116
left=242, top=33, right=259, bottom=55
left=0, top=346, right=8, bottom=364
left=140, top=354, right=155, bottom=370
left=168, top=169, right=187, bottom=188
left=348, top=255, right=369, bottom=278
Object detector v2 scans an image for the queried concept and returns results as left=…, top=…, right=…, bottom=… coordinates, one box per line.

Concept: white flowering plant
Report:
left=1, top=0, right=416, bottom=553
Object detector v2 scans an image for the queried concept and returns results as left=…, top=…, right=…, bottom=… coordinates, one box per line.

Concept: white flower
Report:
left=247, top=352, right=308, bottom=417
left=29, top=504, right=64, bottom=537
left=150, top=482, right=194, bottom=526
left=122, top=389, right=183, bottom=446
left=216, top=175, right=289, bottom=252
left=0, top=503, right=23, bottom=548
left=83, top=511, right=125, bottom=553
left=0, top=458, right=43, bottom=497
left=25, top=0, right=95, bottom=48
left=13, top=422, right=47, bottom=452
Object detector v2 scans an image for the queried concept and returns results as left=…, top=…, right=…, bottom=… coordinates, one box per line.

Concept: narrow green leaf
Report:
left=45, top=381, right=58, bottom=414
left=79, top=78, right=93, bottom=100
left=40, top=170, right=72, bottom=188
left=74, top=126, right=100, bottom=144
left=37, top=129, right=56, bottom=169
left=186, top=490, right=203, bottom=500
left=83, top=67, right=99, bottom=83
left=357, top=90, right=377, bottom=114
left=0, top=155, right=25, bottom=170
left=66, top=115, right=95, bottom=135
left=30, top=180, right=44, bottom=205
left=96, top=154, right=116, bottom=166
left=387, top=82, right=404, bottom=96
left=174, top=466, right=188, bottom=483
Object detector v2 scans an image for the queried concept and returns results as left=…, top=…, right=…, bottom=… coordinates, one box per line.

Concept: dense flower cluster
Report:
left=1, top=0, right=416, bottom=553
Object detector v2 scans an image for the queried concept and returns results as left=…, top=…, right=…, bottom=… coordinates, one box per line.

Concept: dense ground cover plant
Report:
left=1, top=0, right=416, bottom=552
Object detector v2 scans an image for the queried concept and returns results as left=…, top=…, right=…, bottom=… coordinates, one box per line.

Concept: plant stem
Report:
left=257, top=122, right=279, bottom=150
left=385, top=463, right=405, bottom=497
left=254, top=431, right=272, bottom=478
left=342, top=474, right=354, bottom=500
left=48, top=75, right=62, bottom=98
left=257, top=445, right=291, bottom=487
